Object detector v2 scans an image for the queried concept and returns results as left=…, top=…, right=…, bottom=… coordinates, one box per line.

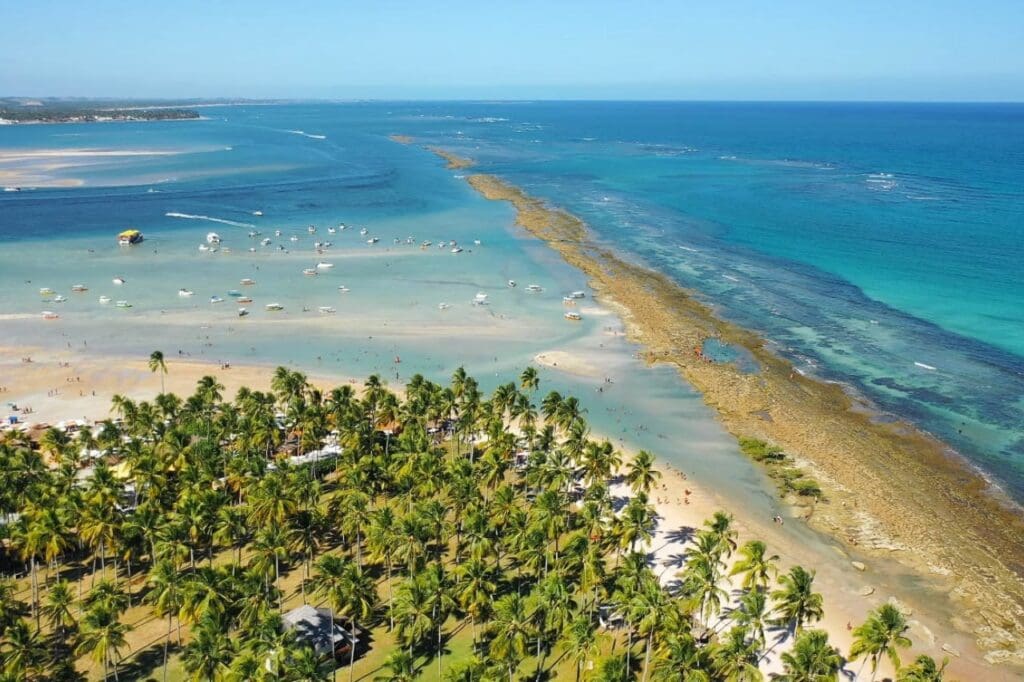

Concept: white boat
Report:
left=290, top=236, right=299, bottom=242
left=265, top=302, right=284, bottom=311
left=240, top=278, right=256, bottom=286
left=248, top=230, right=260, bottom=238
left=275, top=229, right=282, bottom=237
left=261, top=238, right=272, bottom=246
left=52, top=295, right=67, bottom=303
left=337, top=285, right=350, bottom=293
left=526, top=284, right=543, bottom=293
left=316, top=262, right=334, bottom=269
left=563, top=296, right=576, bottom=305
left=302, top=268, right=318, bottom=276
left=71, top=284, right=88, bottom=293
left=338, top=223, right=347, bottom=231
left=421, top=240, right=432, bottom=247
left=564, top=311, right=582, bottom=321
left=178, top=288, right=194, bottom=297
left=474, top=239, right=482, bottom=246
left=237, top=296, right=253, bottom=304
left=206, top=232, right=221, bottom=244
left=318, top=306, right=336, bottom=314
left=507, top=280, right=517, bottom=288
left=115, top=300, right=132, bottom=308
left=473, top=292, right=488, bottom=304
left=238, top=308, right=249, bottom=317
left=248, top=247, right=256, bottom=253
left=327, top=226, right=336, bottom=234
left=308, top=225, right=316, bottom=234
left=367, top=237, right=379, bottom=244
left=252, top=210, right=263, bottom=216
left=112, top=277, right=126, bottom=285
left=569, top=291, right=586, bottom=299
left=451, top=247, right=463, bottom=253
left=359, top=228, right=368, bottom=236
left=438, top=302, right=450, bottom=310
left=39, top=287, right=55, bottom=296
left=41, top=311, right=59, bottom=320
left=198, top=244, right=210, bottom=252
left=99, top=296, right=111, bottom=304
left=210, top=296, right=224, bottom=304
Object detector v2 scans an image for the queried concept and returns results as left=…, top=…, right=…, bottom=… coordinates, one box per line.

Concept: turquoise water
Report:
left=1, top=101, right=1023, bottom=505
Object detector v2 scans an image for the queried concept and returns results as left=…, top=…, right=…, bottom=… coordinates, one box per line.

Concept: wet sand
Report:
left=427, top=149, right=1024, bottom=675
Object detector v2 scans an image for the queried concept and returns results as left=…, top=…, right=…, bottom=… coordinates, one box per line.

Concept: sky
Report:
left=1, top=0, right=1022, bottom=101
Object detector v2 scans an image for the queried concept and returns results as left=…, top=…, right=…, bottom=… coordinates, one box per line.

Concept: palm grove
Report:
left=0, top=363, right=950, bottom=681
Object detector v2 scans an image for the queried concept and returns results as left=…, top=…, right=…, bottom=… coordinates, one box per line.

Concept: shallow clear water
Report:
left=1, top=101, right=1022, bottom=507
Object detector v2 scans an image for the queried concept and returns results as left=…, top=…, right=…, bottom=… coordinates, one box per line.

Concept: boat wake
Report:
left=165, top=212, right=255, bottom=228
left=286, top=129, right=327, bottom=140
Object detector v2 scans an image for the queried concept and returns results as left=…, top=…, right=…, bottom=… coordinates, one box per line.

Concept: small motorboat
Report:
left=302, top=268, right=318, bottom=276
left=526, top=284, right=543, bottom=293
left=507, top=280, right=517, bottom=288
left=438, top=302, right=451, bottom=310
left=337, top=285, right=350, bottom=293
left=228, top=290, right=242, bottom=297
left=316, top=262, right=334, bottom=270
left=206, top=232, right=221, bottom=244
left=265, top=302, right=284, bottom=311
left=359, top=228, right=368, bottom=236
left=318, top=306, right=336, bottom=314
left=210, top=296, right=224, bottom=304
left=99, top=295, right=111, bottom=304
left=338, top=223, right=347, bottom=231
left=71, top=284, right=88, bottom=293
left=178, top=289, right=194, bottom=297
left=112, top=277, right=126, bottom=285
left=237, top=296, right=253, bottom=304
left=52, top=295, right=67, bottom=303
left=118, top=229, right=144, bottom=245
left=474, top=239, right=482, bottom=246
left=308, top=225, right=316, bottom=234
left=421, top=240, right=432, bottom=247
left=39, top=287, right=56, bottom=296
left=451, top=247, right=463, bottom=253
left=252, top=210, right=263, bottom=216
left=275, top=229, right=283, bottom=237
left=563, top=296, right=576, bottom=305
left=240, top=278, right=256, bottom=286
left=248, top=247, right=256, bottom=252
left=473, top=292, right=488, bottom=305
left=261, top=238, right=272, bottom=246
left=198, top=244, right=210, bottom=252
left=248, top=231, right=260, bottom=238
left=564, top=311, right=582, bottom=321
left=115, top=300, right=132, bottom=308
left=290, top=235, right=300, bottom=242
left=238, top=308, right=249, bottom=317
left=41, top=311, right=59, bottom=320
left=367, top=237, right=379, bottom=244
left=569, top=291, right=586, bottom=299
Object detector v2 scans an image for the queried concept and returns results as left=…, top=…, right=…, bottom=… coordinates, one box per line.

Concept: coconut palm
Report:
left=75, top=604, right=132, bottom=682
left=849, top=603, right=913, bottom=680
left=0, top=619, right=46, bottom=679
left=626, top=450, right=661, bottom=496
left=181, top=613, right=235, bottom=681
left=42, top=579, right=77, bottom=646
left=375, top=650, right=418, bottom=682
left=771, top=566, right=824, bottom=635
left=730, top=540, right=778, bottom=592
left=710, top=626, right=762, bottom=681
left=488, top=592, right=532, bottom=681
left=776, top=629, right=842, bottom=682
left=146, top=558, right=186, bottom=681
left=519, top=366, right=540, bottom=393
left=149, top=350, right=168, bottom=394
left=897, top=655, right=949, bottom=682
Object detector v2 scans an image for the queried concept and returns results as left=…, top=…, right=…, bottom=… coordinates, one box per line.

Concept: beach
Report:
left=417, top=149, right=1024, bottom=674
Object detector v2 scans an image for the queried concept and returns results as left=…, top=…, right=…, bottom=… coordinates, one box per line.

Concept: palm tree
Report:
left=149, top=350, right=168, bottom=394
left=562, top=614, right=599, bottom=682
left=626, top=450, right=661, bottom=496
left=897, top=655, right=949, bottom=681
left=146, top=558, right=186, bottom=682
left=488, top=593, right=532, bottom=681
left=730, top=540, right=778, bottom=592
left=732, top=589, right=770, bottom=651
left=454, top=556, right=497, bottom=644
left=0, top=619, right=46, bottom=679
left=710, top=626, right=762, bottom=681
left=181, top=613, right=234, bottom=681
left=42, top=579, right=77, bottom=647
left=375, top=650, right=418, bottom=682
left=771, top=566, right=824, bottom=635
left=849, top=603, right=912, bottom=680
left=519, top=366, right=540, bottom=393
left=75, top=604, right=132, bottom=682
left=776, top=629, right=842, bottom=682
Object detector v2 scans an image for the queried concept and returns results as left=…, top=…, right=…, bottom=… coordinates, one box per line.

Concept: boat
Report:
left=265, top=302, right=284, bottom=311
left=507, top=280, right=517, bottom=288
left=112, top=277, right=126, bottom=285
left=41, top=311, right=59, bottom=320
left=198, top=244, right=210, bottom=252
left=473, top=292, right=488, bottom=304
left=569, top=291, right=586, bottom=299
left=39, top=287, right=55, bottom=296
left=210, top=296, right=224, bottom=304
left=115, top=300, right=132, bottom=308
left=237, top=296, right=253, bottom=304
left=451, top=247, right=463, bottom=253
left=474, top=239, right=482, bottom=246
left=421, top=240, right=432, bottom=247
left=327, top=226, right=336, bottom=234
left=308, top=225, right=316, bottom=234
left=359, top=228, right=368, bottom=236
left=290, top=236, right=299, bottom=242
left=3, top=187, right=21, bottom=192
left=438, top=302, right=450, bottom=310
left=318, top=306, right=336, bottom=314
left=526, top=284, right=543, bottom=293
left=206, top=232, right=221, bottom=244
left=563, top=296, right=576, bottom=305
left=118, top=229, right=144, bottom=246
left=71, top=284, right=88, bottom=292
left=252, top=210, right=263, bottom=216
left=564, top=312, right=582, bottom=321
left=227, top=290, right=242, bottom=297
left=99, top=296, right=111, bottom=304
left=240, top=278, right=256, bottom=286
left=316, top=262, right=334, bottom=269
left=238, top=308, right=249, bottom=317
left=52, top=295, right=67, bottom=303
left=302, top=268, right=318, bottom=276
left=261, top=238, right=272, bottom=247
left=248, top=247, right=256, bottom=253
left=275, top=229, right=282, bottom=237
left=178, top=288, right=194, bottom=297
left=248, top=230, right=261, bottom=238
left=337, top=285, right=350, bottom=293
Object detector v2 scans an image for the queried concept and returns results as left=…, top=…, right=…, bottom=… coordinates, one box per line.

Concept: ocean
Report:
left=1, top=101, right=1022, bottom=503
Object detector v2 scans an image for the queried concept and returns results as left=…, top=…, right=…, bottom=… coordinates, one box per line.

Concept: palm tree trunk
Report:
left=163, top=613, right=171, bottom=682
left=642, top=633, right=652, bottom=682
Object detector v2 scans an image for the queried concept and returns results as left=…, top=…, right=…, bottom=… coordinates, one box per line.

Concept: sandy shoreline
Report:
left=418, top=148, right=1024, bottom=674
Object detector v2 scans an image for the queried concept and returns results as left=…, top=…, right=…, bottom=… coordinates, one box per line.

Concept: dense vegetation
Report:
left=0, top=362, right=950, bottom=680
left=0, top=106, right=199, bottom=124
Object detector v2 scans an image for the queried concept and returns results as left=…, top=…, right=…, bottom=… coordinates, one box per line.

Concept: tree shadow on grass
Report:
left=117, top=641, right=179, bottom=682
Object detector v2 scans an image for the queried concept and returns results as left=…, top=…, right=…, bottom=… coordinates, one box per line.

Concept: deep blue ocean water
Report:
left=1, top=101, right=1022, bottom=502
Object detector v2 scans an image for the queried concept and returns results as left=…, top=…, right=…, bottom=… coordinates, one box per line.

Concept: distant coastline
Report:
left=412, top=143, right=1024, bottom=668
left=0, top=107, right=200, bottom=125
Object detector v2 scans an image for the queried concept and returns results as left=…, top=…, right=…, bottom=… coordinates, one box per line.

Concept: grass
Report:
left=739, top=437, right=824, bottom=501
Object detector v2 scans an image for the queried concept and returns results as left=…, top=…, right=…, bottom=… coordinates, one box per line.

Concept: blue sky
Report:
left=2, top=0, right=1022, bottom=101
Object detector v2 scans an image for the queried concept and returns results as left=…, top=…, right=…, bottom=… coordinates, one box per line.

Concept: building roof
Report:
left=282, top=605, right=357, bottom=655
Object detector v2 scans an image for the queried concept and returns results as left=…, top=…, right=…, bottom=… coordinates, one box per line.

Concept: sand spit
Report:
left=435, top=156, right=1024, bottom=670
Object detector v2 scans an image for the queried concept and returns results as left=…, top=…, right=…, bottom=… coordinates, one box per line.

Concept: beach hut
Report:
left=282, top=604, right=364, bottom=660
